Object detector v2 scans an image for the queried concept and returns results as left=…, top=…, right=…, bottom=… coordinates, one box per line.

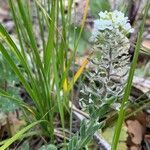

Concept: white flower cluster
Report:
left=91, top=10, right=134, bottom=41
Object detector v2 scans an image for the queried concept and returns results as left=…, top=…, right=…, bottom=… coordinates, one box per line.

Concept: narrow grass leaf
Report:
left=68, top=53, right=93, bottom=92
left=0, top=120, right=45, bottom=150
left=111, top=1, right=150, bottom=149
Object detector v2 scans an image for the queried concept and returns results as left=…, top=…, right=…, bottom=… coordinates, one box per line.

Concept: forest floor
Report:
left=0, top=0, right=150, bottom=149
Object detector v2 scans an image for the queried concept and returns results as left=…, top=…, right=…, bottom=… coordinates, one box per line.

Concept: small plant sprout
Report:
left=80, top=10, right=134, bottom=110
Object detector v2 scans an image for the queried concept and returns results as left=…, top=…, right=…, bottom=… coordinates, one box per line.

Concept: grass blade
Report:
left=0, top=120, right=45, bottom=150
left=0, top=89, right=34, bottom=115
left=111, top=1, right=150, bottom=149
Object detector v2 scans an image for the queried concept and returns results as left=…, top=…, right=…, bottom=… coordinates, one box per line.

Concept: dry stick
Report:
left=54, top=129, right=70, bottom=140
left=70, top=102, right=111, bottom=150
left=128, top=0, right=141, bottom=25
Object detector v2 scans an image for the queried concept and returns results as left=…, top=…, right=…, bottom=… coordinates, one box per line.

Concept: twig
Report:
left=54, top=129, right=70, bottom=140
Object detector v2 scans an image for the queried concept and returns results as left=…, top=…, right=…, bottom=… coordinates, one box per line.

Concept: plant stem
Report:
left=111, top=1, right=150, bottom=149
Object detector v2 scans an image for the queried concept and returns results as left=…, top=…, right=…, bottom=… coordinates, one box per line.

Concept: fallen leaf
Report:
left=8, top=112, right=26, bottom=135
left=0, top=8, right=8, bottom=22
left=126, top=120, right=144, bottom=145
left=142, top=40, right=150, bottom=49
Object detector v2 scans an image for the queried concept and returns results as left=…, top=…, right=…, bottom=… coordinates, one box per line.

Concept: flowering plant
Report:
left=80, top=11, right=134, bottom=110
left=91, top=10, right=134, bottom=41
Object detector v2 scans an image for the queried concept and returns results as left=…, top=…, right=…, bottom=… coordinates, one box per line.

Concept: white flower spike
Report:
left=91, top=10, right=134, bottom=41
left=80, top=10, right=134, bottom=111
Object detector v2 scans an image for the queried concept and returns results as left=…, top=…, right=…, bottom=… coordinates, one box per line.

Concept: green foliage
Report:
left=112, top=1, right=150, bottom=149
left=19, top=141, right=29, bottom=150
left=0, top=0, right=74, bottom=137
left=39, top=144, right=57, bottom=150
left=0, top=0, right=89, bottom=149
left=0, top=0, right=149, bottom=149
left=80, top=29, right=131, bottom=110
left=0, top=120, right=45, bottom=150
left=0, top=98, right=18, bottom=112
left=90, top=0, right=111, bottom=17
left=68, top=119, right=103, bottom=150
left=0, top=53, right=19, bottom=112
left=102, top=124, right=127, bottom=150
left=69, top=26, right=91, bottom=54
left=68, top=97, right=113, bottom=150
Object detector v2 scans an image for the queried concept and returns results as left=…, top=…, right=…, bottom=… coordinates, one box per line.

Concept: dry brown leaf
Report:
left=145, top=19, right=150, bottom=25
left=142, top=40, right=150, bottom=49
left=8, top=113, right=26, bottom=135
left=126, top=120, right=144, bottom=145
left=0, top=8, right=8, bottom=22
